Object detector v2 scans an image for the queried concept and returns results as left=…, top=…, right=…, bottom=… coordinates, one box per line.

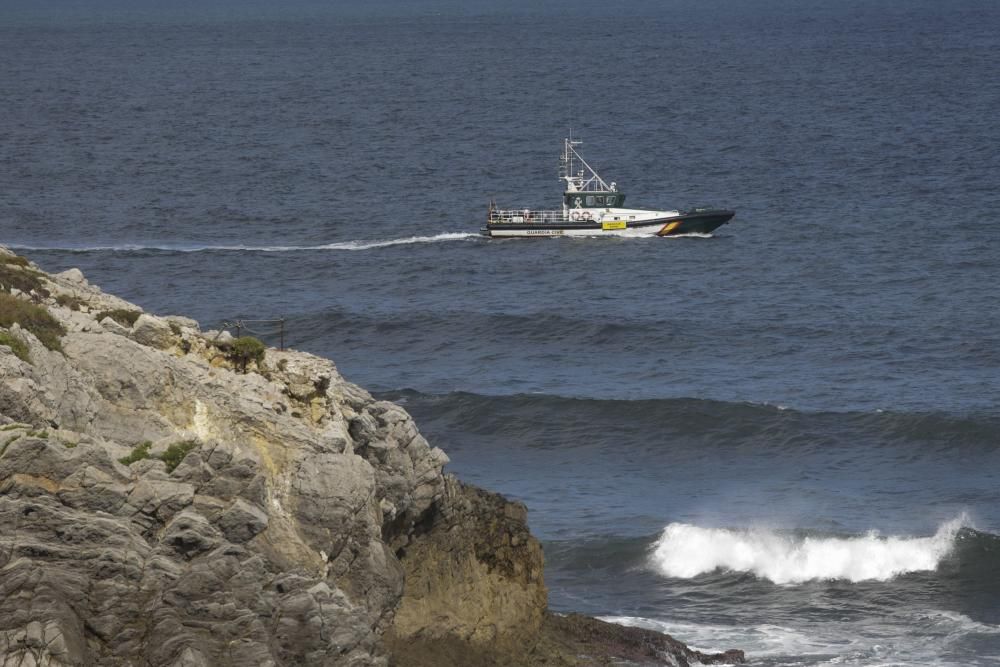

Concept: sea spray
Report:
left=649, top=515, right=970, bottom=584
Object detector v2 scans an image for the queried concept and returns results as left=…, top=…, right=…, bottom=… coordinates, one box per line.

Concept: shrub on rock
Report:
left=0, top=253, right=49, bottom=297
left=0, top=293, right=66, bottom=352
left=0, top=331, right=30, bottom=363
left=161, top=440, right=199, bottom=472
left=55, top=293, right=85, bottom=311
left=119, top=441, right=152, bottom=466
left=228, top=336, right=266, bottom=373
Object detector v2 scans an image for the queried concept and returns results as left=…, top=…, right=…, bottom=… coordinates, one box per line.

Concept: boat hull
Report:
left=483, top=209, right=735, bottom=238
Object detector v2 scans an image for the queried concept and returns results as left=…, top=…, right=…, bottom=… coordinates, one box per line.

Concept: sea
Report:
left=2, top=0, right=999, bottom=664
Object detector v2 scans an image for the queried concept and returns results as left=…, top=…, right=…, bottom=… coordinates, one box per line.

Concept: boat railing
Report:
left=489, top=208, right=566, bottom=224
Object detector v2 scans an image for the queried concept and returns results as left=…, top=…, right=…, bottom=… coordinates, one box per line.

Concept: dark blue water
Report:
left=3, top=1, right=1000, bottom=664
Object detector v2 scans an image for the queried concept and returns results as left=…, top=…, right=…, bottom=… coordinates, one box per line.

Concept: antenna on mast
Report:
left=559, top=135, right=611, bottom=192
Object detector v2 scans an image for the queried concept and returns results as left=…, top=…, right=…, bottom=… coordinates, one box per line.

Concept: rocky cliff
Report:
left=0, top=247, right=743, bottom=667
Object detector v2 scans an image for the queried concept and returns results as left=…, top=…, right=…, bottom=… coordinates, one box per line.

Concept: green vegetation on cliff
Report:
left=0, top=292, right=66, bottom=353
left=118, top=441, right=152, bottom=466
left=0, top=254, right=50, bottom=298
left=55, top=293, right=85, bottom=311
left=118, top=439, right=201, bottom=472
left=227, top=336, right=266, bottom=373
left=161, top=440, right=199, bottom=472
left=0, top=332, right=30, bottom=363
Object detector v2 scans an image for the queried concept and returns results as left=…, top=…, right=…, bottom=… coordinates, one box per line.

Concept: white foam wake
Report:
left=650, top=515, right=968, bottom=584
left=10, top=232, right=480, bottom=253
left=602, top=610, right=1000, bottom=664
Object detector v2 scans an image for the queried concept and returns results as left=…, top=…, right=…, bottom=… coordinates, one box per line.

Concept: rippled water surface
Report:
left=3, top=0, right=1000, bottom=664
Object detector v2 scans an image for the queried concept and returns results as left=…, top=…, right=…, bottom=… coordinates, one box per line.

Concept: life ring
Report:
left=570, top=211, right=581, bottom=221
left=582, top=211, right=593, bottom=221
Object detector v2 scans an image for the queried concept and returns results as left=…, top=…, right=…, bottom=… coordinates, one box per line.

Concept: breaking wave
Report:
left=9, top=232, right=481, bottom=252
left=650, top=515, right=970, bottom=584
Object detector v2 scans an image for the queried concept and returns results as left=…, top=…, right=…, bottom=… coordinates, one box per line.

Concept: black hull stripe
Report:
left=487, top=210, right=735, bottom=232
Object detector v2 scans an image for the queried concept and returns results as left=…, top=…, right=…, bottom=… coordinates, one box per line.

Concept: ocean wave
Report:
left=8, top=232, right=481, bottom=253
left=294, top=308, right=679, bottom=348
left=649, top=516, right=970, bottom=584
left=377, top=389, right=1000, bottom=452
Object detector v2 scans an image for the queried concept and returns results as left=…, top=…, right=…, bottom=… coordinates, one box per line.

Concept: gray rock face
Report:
left=131, top=313, right=177, bottom=349
left=1, top=249, right=741, bottom=667
left=0, top=256, right=453, bottom=666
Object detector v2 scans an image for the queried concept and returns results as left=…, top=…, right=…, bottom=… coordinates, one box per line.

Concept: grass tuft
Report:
left=0, top=293, right=66, bottom=352
left=160, top=440, right=200, bottom=472
left=118, top=441, right=152, bottom=466
left=56, top=293, right=85, bottom=311
left=1, top=255, right=30, bottom=268
left=117, top=439, right=200, bottom=472
left=0, top=331, right=30, bottom=363
left=0, top=254, right=49, bottom=297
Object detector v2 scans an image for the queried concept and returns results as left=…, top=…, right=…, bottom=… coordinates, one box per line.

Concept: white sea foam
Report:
left=600, top=615, right=826, bottom=658
left=10, top=232, right=481, bottom=253
left=602, top=611, right=1000, bottom=665
left=650, top=515, right=969, bottom=584
left=306, top=232, right=480, bottom=250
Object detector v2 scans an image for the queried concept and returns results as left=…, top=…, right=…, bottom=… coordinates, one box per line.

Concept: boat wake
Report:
left=10, top=232, right=481, bottom=253
left=650, top=515, right=970, bottom=584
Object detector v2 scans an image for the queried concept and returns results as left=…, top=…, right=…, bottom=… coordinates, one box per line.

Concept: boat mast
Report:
left=559, top=137, right=617, bottom=218
left=559, top=138, right=614, bottom=194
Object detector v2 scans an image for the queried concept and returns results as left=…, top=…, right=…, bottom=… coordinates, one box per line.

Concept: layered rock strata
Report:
left=0, top=247, right=743, bottom=666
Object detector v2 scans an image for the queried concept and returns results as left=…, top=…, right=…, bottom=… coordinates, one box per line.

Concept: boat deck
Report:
left=488, top=209, right=570, bottom=224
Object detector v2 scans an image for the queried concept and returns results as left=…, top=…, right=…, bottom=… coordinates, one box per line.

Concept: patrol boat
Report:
left=483, top=138, right=735, bottom=238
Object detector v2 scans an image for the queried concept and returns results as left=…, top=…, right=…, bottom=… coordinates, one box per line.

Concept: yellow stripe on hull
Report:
left=658, top=221, right=682, bottom=236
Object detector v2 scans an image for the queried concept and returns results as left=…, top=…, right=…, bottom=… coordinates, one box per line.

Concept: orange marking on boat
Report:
left=659, top=221, right=682, bottom=236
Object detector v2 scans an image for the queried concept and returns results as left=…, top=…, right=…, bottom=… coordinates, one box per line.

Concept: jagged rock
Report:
left=216, top=497, right=268, bottom=543
left=100, top=315, right=131, bottom=336
left=132, top=313, right=176, bottom=349
left=535, top=614, right=746, bottom=667
left=162, top=509, right=222, bottom=557
left=57, top=307, right=100, bottom=333
left=388, top=477, right=546, bottom=652
left=0, top=254, right=451, bottom=665
left=164, top=315, right=200, bottom=332
left=128, top=478, right=196, bottom=521
left=0, top=249, right=743, bottom=666
left=55, top=268, right=86, bottom=284
left=202, top=329, right=233, bottom=344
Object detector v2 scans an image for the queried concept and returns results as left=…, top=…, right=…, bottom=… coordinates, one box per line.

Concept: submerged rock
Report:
left=0, top=246, right=744, bottom=666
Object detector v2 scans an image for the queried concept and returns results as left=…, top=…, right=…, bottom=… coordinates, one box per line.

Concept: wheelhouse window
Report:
left=585, top=195, right=596, bottom=206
